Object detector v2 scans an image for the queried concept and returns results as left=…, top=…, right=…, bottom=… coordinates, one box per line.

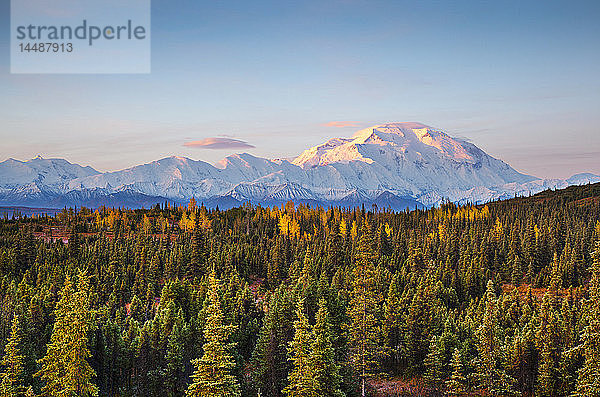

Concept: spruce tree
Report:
left=423, top=336, right=445, bottom=386
left=0, top=315, right=26, bottom=397
left=36, top=272, right=99, bottom=396
left=536, top=281, right=562, bottom=396
left=511, top=255, right=523, bottom=286
left=474, top=280, right=517, bottom=396
left=190, top=215, right=207, bottom=279
left=283, top=301, right=316, bottom=397
left=405, top=285, right=430, bottom=373
left=383, top=274, right=404, bottom=371
left=445, top=348, right=466, bottom=396
left=251, top=287, right=294, bottom=397
left=186, top=275, right=240, bottom=397
left=165, top=312, right=187, bottom=395
left=348, top=220, right=382, bottom=397
left=575, top=238, right=600, bottom=395
left=310, top=299, right=344, bottom=397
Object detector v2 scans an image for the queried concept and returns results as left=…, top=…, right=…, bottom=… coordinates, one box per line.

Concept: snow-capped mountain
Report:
left=290, top=123, right=537, bottom=199
left=0, top=157, right=101, bottom=207
left=1, top=123, right=598, bottom=210
left=0, top=156, right=99, bottom=189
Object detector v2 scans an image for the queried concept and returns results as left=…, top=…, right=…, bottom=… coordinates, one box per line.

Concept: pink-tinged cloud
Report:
left=322, top=121, right=361, bottom=128
left=184, top=137, right=255, bottom=149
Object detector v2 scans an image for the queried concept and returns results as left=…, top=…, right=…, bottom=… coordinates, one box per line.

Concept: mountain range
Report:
left=1, top=122, right=598, bottom=210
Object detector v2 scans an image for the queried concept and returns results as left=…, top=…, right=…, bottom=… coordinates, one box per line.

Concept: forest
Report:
left=0, top=182, right=599, bottom=396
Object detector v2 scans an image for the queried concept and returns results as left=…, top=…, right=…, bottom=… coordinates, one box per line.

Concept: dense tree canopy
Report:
left=0, top=182, right=599, bottom=396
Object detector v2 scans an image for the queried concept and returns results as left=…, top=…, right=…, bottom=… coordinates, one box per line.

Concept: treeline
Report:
left=0, top=184, right=599, bottom=396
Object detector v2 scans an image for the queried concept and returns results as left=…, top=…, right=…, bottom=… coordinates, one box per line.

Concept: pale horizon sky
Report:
left=1, top=0, right=599, bottom=179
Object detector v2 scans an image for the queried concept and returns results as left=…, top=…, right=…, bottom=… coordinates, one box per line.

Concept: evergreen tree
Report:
left=474, top=280, right=517, bottom=396
left=268, top=237, right=284, bottom=287
left=423, top=336, right=445, bottom=386
left=383, top=274, right=404, bottom=371
left=348, top=220, right=382, bottom=397
left=405, top=285, right=431, bottom=373
left=36, top=272, right=99, bottom=396
left=445, top=348, right=466, bottom=396
left=0, top=176, right=599, bottom=397
left=575, top=238, right=600, bottom=395
left=251, top=287, right=294, bottom=397
left=190, top=216, right=207, bottom=279
left=511, top=254, right=523, bottom=286
left=310, top=299, right=344, bottom=397
left=186, top=275, right=240, bottom=397
left=283, top=301, right=316, bottom=397
left=536, top=280, right=563, bottom=396
left=165, top=311, right=187, bottom=395
left=0, top=316, right=26, bottom=397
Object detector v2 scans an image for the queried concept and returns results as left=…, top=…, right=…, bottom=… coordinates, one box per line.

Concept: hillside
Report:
left=0, top=182, right=599, bottom=396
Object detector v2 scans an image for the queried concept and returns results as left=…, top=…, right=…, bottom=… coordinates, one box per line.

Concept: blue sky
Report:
left=1, top=0, right=599, bottom=178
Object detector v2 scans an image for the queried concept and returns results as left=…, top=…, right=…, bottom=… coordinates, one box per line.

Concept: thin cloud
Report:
left=184, top=137, right=255, bottom=150
left=322, top=121, right=361, bottom=128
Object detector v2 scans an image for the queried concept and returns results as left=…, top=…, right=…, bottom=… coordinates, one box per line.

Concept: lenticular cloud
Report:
left=184, top=137, right=255, bottom=149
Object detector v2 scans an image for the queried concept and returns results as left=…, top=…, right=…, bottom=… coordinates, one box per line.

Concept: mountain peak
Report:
left=366, top=121, right=430, bottom=130
left=352, top=122, right=431, bottom=139
left=7, top=121, right=592, bottom=210
left=0, top=156, right=100, bottom=190
left=295, top=122, right=478, bottom=167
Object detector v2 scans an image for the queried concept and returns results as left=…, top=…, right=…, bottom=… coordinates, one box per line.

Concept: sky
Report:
left=0, top=0, right=599, bottom=179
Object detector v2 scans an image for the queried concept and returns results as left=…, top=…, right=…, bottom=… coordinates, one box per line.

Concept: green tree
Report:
left=310, top=299, right=344, bottom=397
left=186, top=275, right=240, bottom=397
left=383, top=273, right=404, bottom=371
left=474, top=280, right=517, bottom=396
left=0, top=316, right=26, bottom=397
left=36, top=272, right=99, bottom=396
left=348, top=220, right=382, bottom=397
left=536, top=280, right=563, bottom=396
left=283, top=301, right=316, bottom=397
left=445, top=348, right=466, bottom=396
left=423, top=336, right=445, bottom=386
left=190, top=215, right=207, bottom=279
left=251, top=287, right=294, bottom=397
left=165, top=311, right=187, bottom=395
left=575, top=238, right=600, bottom=395
left=405, top=285, right=431, bottom=373
left=511, top=255, right=523, bottom=286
